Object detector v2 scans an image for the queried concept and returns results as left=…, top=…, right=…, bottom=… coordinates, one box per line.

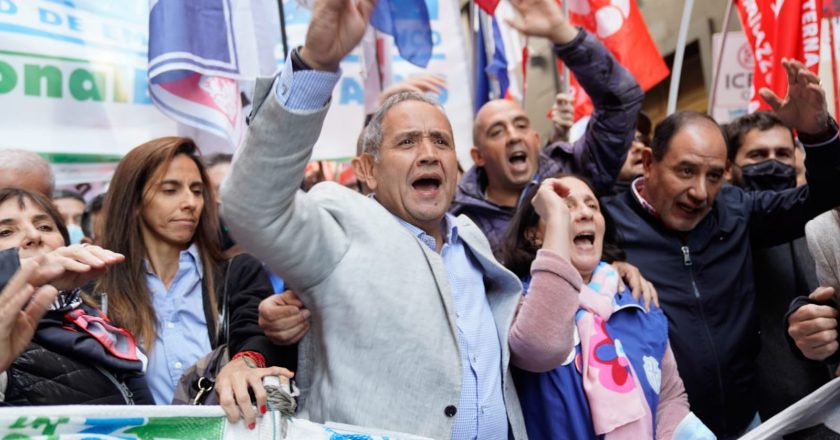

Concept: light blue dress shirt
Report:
left=145, top=244, right=211, bottom=404
left=274, top=57, right=508, bottom=438
left=393, top=214, right=507, bottom=440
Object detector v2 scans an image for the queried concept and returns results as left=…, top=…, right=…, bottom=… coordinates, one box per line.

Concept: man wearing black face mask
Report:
left=724, top=111, right=832, bottom=420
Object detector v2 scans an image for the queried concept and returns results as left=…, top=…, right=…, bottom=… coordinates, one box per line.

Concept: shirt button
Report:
left=174, top=362, right=183, bottom=369
left=444, top=405, right=457, bottom=417
left=280, top=84, right=288, bottom=95
left=472, top=355, right=478, bottom=363
left=166, top=322, right=175, bottom=329
left=481, top=406, right=486, bottom=415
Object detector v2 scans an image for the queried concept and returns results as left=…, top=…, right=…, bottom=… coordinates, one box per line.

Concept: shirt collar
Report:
left=630, top=177, right=658, bottom=217
left=368, top=193, right=460, bottom=251
left=143, top=243, right=204, bottom=279
left=395, top=213, right=459, bottom=252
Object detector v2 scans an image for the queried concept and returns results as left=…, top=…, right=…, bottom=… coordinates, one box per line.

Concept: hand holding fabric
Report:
left=215, top=357, right=294, bottom=428
left=613, top=260, right=659, bottom=311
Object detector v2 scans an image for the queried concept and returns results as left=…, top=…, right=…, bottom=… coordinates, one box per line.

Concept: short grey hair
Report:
left=362, top=91, right=447, bottom=159
left=0, top=149, right=55, bottom=194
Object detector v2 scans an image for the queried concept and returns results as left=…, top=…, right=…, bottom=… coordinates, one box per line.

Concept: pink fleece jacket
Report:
left=508, top=249, right=691, bottom=439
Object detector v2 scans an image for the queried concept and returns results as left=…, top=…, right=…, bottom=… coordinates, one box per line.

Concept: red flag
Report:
left=736, top=0, right=822, bottom=112
left=563, top=0, right=669, bottom=120
left=475, top=0, right=501, bottom=14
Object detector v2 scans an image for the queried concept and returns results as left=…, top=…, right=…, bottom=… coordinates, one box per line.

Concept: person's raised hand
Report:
left=0, top=257, right=59, bottom=373
left=258, top=290, right=311, bottom=345
left=300, top=0, right=378, bottom=71
left=550, top=92, right=574, bottom=142
left=760, top=58, right=829, bottom=136
left=379, top=74, right=447, bottom=105
left=506, top=0, right=578, bottom=44
left=531, top=178, right=572, bottom=259
left=788, top=286, right=839, bottom=361
left=22, top=244, right=124, bottom=291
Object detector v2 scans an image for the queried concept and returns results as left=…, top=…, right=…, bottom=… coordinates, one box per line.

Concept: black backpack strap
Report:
left=217, top=257, right=234, bottom=347
left=203, top=257, right=233, bottom=349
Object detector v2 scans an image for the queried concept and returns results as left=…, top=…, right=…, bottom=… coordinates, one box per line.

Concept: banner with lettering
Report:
left=0, top=405, right=433, bottom=440
left=0, top=0, right=177, bottom=163
left=711, top=31, right=754, bottom=123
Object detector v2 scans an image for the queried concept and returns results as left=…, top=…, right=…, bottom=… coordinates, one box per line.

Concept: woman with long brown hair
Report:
left=97, top=137, right=293, bottom=428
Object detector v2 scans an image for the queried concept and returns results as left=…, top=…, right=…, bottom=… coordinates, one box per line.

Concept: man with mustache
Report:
left=451, top=13, right=643, bottom=259
left=723, top=111, right=831, bottom=420
left=600, top=60, right=840, bottom=439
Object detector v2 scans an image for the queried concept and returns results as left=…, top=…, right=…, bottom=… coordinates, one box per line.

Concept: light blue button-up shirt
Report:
left=145, top=244, right=211, bottom=404
left=275, top=56, right=508, bottom=439
left=393, top=214, right=508, bottom=440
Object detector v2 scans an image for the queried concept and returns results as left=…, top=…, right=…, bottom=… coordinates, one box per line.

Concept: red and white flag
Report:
left=562, top=0, right=669, bottom=120
left=736, top=0, right=822, bottom=112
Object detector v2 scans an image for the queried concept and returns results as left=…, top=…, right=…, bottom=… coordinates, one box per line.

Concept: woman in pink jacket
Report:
left=500, top=174, right=712, bottom=439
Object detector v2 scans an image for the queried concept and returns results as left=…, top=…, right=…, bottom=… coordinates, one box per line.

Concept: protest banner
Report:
left=0, top=405, right=433, bottom=440
left=711, top=31, right=753, bottom=124
left=0, top=0, right=177, bottom=173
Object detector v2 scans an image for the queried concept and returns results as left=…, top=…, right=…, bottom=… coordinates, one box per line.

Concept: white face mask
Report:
left=67, top=224, right=85, bottom=245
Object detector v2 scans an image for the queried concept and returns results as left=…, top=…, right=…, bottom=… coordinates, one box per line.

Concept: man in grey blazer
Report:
left=219, top=0, right=584, bottom=437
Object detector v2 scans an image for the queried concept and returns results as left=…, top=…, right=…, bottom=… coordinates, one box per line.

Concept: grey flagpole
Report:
left=667, top=0, right=695, bottom=115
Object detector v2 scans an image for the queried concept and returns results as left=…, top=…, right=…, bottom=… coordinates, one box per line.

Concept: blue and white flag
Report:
left=148, top=0, right=280, bottom=150
left=370, top=0, right=433, bottom=67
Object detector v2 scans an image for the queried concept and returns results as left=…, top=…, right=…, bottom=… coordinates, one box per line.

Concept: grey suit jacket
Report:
left=806, top=209, right=840, bottom=293
left=221, top=78, right=527, bottom=439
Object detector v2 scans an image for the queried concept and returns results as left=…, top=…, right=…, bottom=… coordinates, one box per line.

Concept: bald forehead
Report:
left=0, top=170, right=52, bottom=198
left=670, top=119, right=728, bottom=160
left=475, top=100, right=526, bottom=126
left=473, top=99, right=528, bottom=145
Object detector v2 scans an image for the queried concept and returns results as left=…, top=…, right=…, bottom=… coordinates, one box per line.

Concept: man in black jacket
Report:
left=723, top=112, right=831, bottom=420
left=601, top=59, right=840, bottom=439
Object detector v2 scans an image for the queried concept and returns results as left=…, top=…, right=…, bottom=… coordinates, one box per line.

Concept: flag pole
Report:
left=277, top=0, right=289, bottom=58
left=560, top=0, right=569, bottom=92
left=707, top=0, right=735, bottom=115
left=667, top=0, right=695, bottom=115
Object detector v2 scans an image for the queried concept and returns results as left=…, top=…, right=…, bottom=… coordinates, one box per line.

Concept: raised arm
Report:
left=509, top=178, right=582, bottom=372
left=506, top=0, right=644, bottom=194
left=748, top=60, right=840, bottom=247
left=220, top=0, right=377, bottom=290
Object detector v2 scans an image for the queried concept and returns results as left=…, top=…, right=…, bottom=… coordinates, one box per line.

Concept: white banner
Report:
left=711, top=31, right=753, bottom=124
left=0, top=0, right=178, bottom=159
left=0, top=405, right=433, bottom=439
left=282, top=0, right=475, bottom=166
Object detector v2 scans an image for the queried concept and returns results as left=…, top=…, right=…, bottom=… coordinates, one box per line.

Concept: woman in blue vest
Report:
left=500, top=174, right=712, bottom=439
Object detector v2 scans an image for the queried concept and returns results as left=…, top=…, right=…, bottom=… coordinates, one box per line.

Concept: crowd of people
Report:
left=1, top=0, right=840, bottom=438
